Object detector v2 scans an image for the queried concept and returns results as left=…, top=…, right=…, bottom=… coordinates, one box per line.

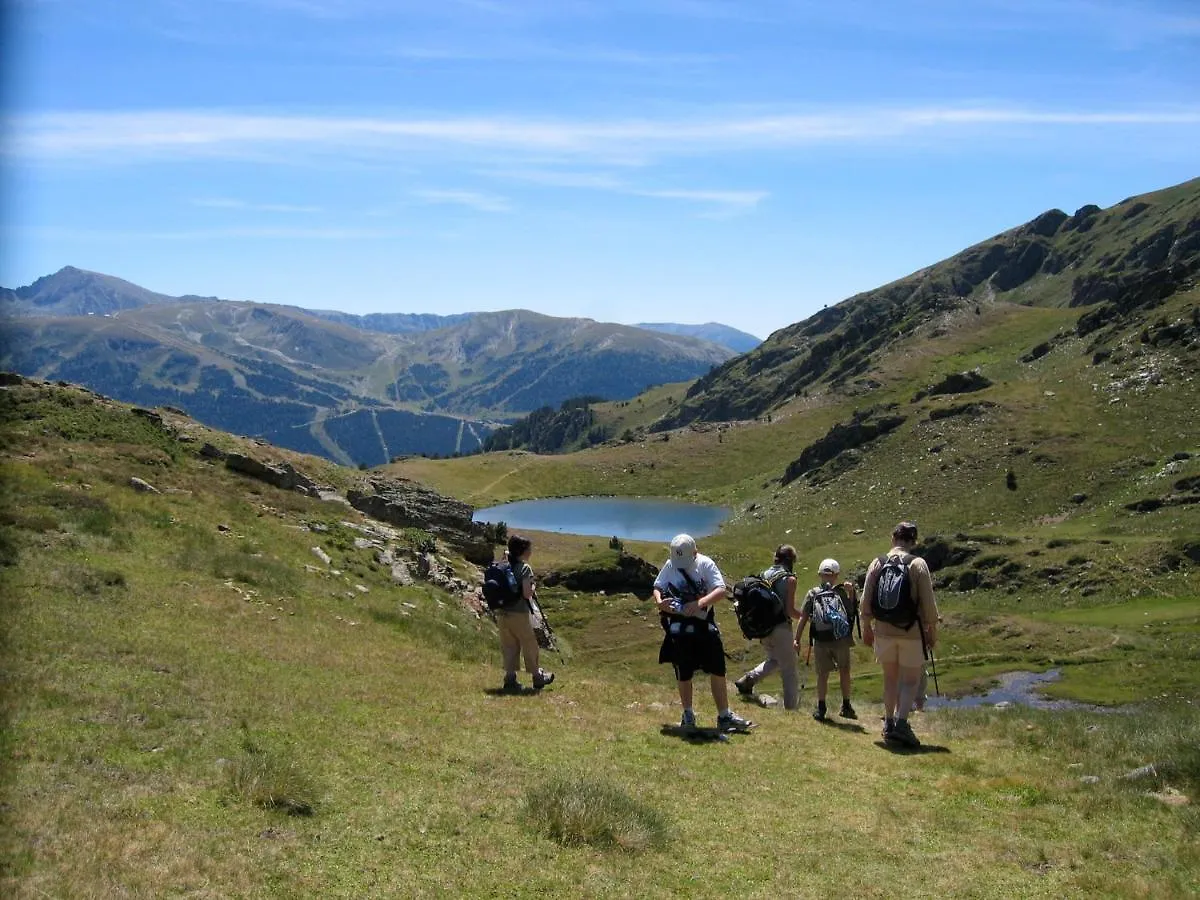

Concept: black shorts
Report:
left=659, top=625, right=726, bottom=681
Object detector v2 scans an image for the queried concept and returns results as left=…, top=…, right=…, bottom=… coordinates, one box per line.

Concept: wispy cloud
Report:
left=191, top=197, right=322, bottom=213
left=490, top=167, right=767, bottom=212
left=10, top=104, right=1200, bottom=165
left=11, top=224, right=413, bottom=241
left=411, top=188, right=511, bottom=212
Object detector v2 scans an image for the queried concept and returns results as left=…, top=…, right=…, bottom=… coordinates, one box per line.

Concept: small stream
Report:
left=923, top=669, right=1112, bottom=712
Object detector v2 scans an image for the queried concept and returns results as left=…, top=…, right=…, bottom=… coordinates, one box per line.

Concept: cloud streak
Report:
left=191, top=197, right=322, bottom=213
left=12, top=105, right=1200, bottom=166
left=412, top=188, right=511, bottom=212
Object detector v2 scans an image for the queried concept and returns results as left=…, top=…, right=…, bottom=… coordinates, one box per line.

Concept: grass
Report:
left=2, top=379, right=1199, bottom=898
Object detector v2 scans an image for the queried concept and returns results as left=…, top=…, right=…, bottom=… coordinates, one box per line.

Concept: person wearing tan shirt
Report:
left=861, top=522, right=938, bottom=747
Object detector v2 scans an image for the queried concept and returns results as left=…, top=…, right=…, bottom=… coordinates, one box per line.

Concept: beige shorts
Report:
left=813, top=639, right=852, bottom=676
left=873, top=632, right=925, bottom=669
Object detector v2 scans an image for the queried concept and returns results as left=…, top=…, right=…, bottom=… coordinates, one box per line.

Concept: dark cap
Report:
left=893, top=521, right=918, bottom=542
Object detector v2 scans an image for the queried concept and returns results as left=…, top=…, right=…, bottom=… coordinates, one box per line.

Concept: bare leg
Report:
left=710, top=674, right=729, bottom=712
left=897, top=665, right=923, bottom=719
left=678, top=679, right=694, bottom=711
left=881, top=661, right=900, bottom=719
left=839, top=665, right=853, bottom=702
left=816, top=669, right=830, bottom=704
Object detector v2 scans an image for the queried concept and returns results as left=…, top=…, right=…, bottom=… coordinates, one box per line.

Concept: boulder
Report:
left=225, top=453, right=321, bottom=498
left=347, top=476, right=492, bottom=565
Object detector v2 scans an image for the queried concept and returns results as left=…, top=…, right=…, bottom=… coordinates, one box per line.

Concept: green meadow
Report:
left=2, top=380, right=1197, bottom=898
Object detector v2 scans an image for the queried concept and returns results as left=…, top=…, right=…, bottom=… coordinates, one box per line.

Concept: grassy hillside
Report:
left=1, top=378, right=1197, bottom=898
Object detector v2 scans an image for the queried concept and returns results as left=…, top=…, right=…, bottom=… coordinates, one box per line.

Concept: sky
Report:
left=2, top=0, right=1198, bottom=339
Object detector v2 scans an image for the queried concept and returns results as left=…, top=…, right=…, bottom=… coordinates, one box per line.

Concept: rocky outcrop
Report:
left=541, top=552, right=658, bottom=593
left=781, top=406, right=907, bottom=486
left=913, top=370, right=993, bottom=401
left=346, top=477, right=493, bottom=565
left=225, top=453, right=322, bottom=498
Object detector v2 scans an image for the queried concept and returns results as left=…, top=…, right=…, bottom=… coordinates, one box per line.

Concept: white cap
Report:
left=670, top=534, right=698, bottom=569
left=818, top=558, right=840, bottom=575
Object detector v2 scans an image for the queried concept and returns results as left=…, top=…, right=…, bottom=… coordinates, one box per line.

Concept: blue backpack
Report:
left=482, top=561, right=521, bottom=610
left=809, top=585, right=851, bottom=641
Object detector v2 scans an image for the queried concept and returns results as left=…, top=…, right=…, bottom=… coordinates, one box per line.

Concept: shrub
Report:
left=223, top=734, right=317, bottom=816
left=523, top=775, right=668, bottom=852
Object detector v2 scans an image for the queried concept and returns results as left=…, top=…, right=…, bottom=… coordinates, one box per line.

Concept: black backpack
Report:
left=732, top=570, right=789, bottom=640
left=809, top=585, right=852, bottom=641
left=482, top=560, right=522, bottom=611
left=872, top=553, right=918, bottom=629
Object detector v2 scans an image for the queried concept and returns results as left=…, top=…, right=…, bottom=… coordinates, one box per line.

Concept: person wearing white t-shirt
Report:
left=653, top=534, right=754, bottom=733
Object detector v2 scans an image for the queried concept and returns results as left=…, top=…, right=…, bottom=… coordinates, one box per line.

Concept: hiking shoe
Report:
left=840, top=700, right=857, bottom=719
left=717, top=710, right=754, bottom=732
left=502, top=676, right=521, bottom=693
left=533, top=670, right=555, bottom=690
left=882, top=717, right=896, bottom=740
left=812, top=701, right=827, bottom=722
left=734, top=676, right=755, bottom=697
left=680, top=709, right=697, bottom=730
left=890, top=718, right=921, bottom=748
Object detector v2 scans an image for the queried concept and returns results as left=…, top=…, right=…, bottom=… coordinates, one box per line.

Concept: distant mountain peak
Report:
left=634, top=322, right=762, bottom=354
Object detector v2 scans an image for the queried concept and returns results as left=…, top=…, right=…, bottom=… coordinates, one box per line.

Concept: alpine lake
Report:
left=472, top=496, right=731, bottom=542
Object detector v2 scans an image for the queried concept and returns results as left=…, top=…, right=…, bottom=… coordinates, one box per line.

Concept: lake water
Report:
left=923, top=669, right=1111, bottom=712
left=473, top=496, right=731, bottom=542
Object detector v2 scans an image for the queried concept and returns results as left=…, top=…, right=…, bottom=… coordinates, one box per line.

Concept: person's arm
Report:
left=784, top=575, right=800, bottom=619
left=520, top=563, right=536, bottom=602
left=861, top=561, right=880, bottom=646
left=793, top=591, right=811, bottom=650
left=914, top=559, right=938, bottom=650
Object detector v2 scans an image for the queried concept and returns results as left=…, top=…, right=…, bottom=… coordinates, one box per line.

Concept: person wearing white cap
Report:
left=795, top=557, right=859, bottom=721
left=653, top=534, right=753, bottom=732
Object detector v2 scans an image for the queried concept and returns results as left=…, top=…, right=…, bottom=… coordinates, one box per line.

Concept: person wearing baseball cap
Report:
left=653, top=534, right=753, bottom=733
left=862, top=521, right=939, bottom=747
left=794, top=557, right=860, bottom=721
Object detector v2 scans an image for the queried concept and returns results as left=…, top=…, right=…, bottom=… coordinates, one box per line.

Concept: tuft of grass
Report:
left=524, top=774, right=669, bottom=852
left=223, top=734, right=318, bottom=816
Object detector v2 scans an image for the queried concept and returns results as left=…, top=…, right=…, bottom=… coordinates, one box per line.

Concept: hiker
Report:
left=496, top=534, right=555, bottom=692
left=862, top=522, right=938, bottom=747
left=795, top=557, right=859, bottom=721
left=733, top=544, right=801, bottom=710
left=654, top=534, right=752, bottom=732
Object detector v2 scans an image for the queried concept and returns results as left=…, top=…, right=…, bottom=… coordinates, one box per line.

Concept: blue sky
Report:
left=3, top=0, right=1198, bottom=338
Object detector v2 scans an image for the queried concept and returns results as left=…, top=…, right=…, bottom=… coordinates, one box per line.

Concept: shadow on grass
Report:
left=659, top=723, right=757, bottom=743
left=816, top=719, right=868, bottom=734
left=482, top=686, right=545, bottom=697
left=873, top=740, right=951, bottom=755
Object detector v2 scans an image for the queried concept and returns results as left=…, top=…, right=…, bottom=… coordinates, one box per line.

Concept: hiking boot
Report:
left=882, top=717, right=896, bottom=740
left=890, top=718, right=921, bottom=747
left=717, top=710, right=754, bottom=732
left=812, top=700, right=827, bottom=722
left=502, top=675, right=521, bottom=693
left=680, top=709, right=697, bottom=730
left=840, top=700, right=857, bottom=719
left=533, top=669, right=555, bottom=690
left=734, top=676, right=755, bottom=697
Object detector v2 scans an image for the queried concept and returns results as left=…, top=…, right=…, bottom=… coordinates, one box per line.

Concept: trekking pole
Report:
left=529, top=593, right=564, bottom=661
left=918, top=619, right=940, bottom=697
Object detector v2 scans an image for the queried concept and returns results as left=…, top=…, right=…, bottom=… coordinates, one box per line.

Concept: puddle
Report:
left=924, top=669, right=1112, bottom=712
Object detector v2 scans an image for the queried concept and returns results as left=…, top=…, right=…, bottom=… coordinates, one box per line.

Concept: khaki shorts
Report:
left=813, top=639, right=852, bottom=676
left=873, top=632, right=925, bottom=669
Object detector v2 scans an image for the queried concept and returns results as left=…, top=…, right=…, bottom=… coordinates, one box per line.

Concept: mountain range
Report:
left=0, top=268, right=743, bottom=465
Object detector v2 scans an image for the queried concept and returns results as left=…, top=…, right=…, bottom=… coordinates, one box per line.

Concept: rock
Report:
left=1146, top=788, right=1189, bottom=807
left=1080, top=775, right=1101, bottom=785
left=353, top=537, right=376, bottom=550
left=915, top=370, right=993, bottom=400
left=199, top=442, right=227, bottom=460
left=217, top=524, right=231, bottom=532
left=753, top=694, right=779, bottom=708
left=1071, top=493, right=1088, bottom=504
left=129, top=476, right=160, bottom=493
left=993, top=701, right=1011, bottom=709
left=225, top=453, right=321, bottom=498
left=0, top=372, right=26, bottom=386
left=311, top=547, right=332, bottom=566
left=346, top=476, right=492, bottom=565
left=1121, top=763, right=1158, bottom=780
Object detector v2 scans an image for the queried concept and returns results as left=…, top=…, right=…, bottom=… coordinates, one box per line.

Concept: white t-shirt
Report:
left=653, top=553, right=725, bottom=597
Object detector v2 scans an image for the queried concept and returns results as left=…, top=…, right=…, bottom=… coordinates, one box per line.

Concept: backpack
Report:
left=872, top=553, right=918, bottom=629
left=482, top=560, right=522, bottom=611
left=732, top=570, right=789, bottom=640
left=809, top=585, right=851, bottom=641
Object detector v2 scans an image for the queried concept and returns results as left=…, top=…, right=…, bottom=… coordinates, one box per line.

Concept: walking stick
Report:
left=918, top=618, right=940, bottom=697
